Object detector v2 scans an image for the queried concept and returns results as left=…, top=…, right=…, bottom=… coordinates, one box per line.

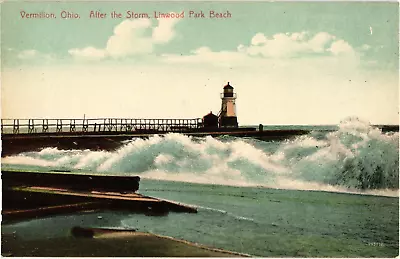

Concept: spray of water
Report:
left=2, top=118, right=398, bottom=196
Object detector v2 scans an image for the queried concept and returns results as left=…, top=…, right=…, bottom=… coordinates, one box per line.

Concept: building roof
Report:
left=223, top=82, right=234, bottom=89
left=203, top=112, right=218, bottom=118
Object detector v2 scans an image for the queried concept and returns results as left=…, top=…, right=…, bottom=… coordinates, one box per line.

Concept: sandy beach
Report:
left=2, top=227, right=246, bottom=257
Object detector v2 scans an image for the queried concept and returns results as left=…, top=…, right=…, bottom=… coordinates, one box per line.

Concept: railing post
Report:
left=82, top=119, right=88, bottom=132
left=56, top=119, right=63, bottom=132
left=70, top=119, right=76, bottom=132
left=28, top=119, right=35, bottom=134
left=126, top=119, right=131, bottom=132
left=109, top=119, right=112, bottom=131
left=13, top=119, right=19, bottom=134
left=42, top=119, right=49, bottom=133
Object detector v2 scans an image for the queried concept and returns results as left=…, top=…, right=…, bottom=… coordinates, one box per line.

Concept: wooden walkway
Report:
left=1, top=118, right=203, bottom=134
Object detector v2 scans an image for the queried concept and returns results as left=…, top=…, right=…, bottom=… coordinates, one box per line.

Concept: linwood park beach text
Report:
left=20, top=10, right=232, bottom=19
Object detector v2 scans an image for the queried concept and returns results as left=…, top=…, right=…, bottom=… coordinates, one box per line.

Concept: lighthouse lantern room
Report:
left=219, top=82, right=238, bottom=128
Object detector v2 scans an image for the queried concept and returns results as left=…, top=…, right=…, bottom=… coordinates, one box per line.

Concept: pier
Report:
left=0, top=117, right=311, bottom=157
left=0, top=117, right=312, bottom=157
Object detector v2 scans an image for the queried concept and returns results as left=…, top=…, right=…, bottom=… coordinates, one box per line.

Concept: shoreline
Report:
left=2, top=227, right=249, bottom=257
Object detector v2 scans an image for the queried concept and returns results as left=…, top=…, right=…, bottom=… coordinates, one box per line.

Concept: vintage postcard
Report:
left=1, top=0, right=399, bottom=257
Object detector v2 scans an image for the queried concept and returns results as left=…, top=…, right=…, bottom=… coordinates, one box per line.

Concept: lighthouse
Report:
left=219, top=82, right=238, bottom=128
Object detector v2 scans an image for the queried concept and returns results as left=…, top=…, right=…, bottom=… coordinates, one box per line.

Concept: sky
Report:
left=1, top=1, right=399, bottom=125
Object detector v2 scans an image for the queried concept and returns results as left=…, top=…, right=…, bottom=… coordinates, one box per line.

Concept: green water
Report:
left=3, top=179, right=398, bottom=257
left=135, top=180, right=399, bottom=257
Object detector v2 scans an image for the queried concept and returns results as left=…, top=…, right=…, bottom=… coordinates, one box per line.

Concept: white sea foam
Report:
left=196, top=205, right=257, bottom=223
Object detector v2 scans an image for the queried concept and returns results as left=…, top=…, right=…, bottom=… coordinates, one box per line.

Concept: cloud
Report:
left=69, top=17, right=179, bottom=61
left=162, top=46, right=250, bottom=66
left=244, top=31, right=340, bottom=58
left=17, top=49, right=55, bottom=61
left=251, top=33, right=267, bottom=46
left=106, top=19, right=153, bottom=58
left=328, top=39, right=355, bottom=55
left=162, top=31, right=362, bottom=67
left=152, top=18, right=179, bottom=43
left=68, top=47, right=107, bottom=61
left=17, top=49, right=38, bottom=59
left=308, top=32, right=336, bottom=52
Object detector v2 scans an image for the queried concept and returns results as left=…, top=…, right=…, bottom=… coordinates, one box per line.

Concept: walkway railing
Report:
left=1, top=118, right=203, bottom=134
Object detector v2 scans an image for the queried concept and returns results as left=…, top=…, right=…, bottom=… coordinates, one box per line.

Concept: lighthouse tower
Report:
left=219, top=82, right=238, bottom=128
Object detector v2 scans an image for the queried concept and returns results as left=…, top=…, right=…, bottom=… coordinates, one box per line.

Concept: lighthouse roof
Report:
left=223, top=82, right=234, bottom=89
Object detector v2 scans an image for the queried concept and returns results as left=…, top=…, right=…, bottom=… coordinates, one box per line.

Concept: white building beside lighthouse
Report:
left=219, top=82, right=238, bottom=128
